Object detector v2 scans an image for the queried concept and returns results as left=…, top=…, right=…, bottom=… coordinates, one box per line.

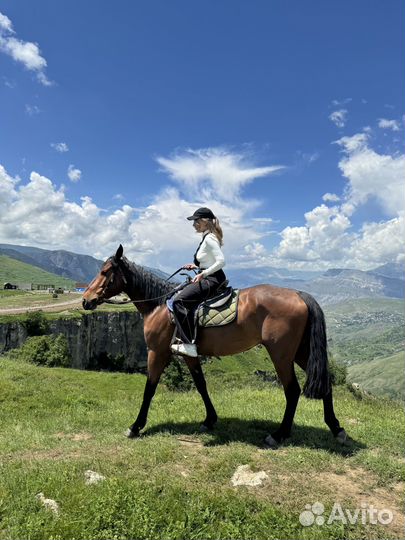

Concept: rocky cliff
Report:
left=0, top=311, right=147, bottom=371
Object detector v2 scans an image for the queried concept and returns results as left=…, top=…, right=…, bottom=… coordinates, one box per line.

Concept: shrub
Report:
left=329, top=356, right=347, bottom=386
left=89, top=352, right=128, bottom=372
left=7, top=334, right=71, bottom=368
left=162, top=356, right=193, bottom=392
left=23, top=311, right=49, bottom=336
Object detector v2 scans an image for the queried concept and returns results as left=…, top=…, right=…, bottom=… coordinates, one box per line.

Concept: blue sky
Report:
left=0, top=1, right=404, bottom=272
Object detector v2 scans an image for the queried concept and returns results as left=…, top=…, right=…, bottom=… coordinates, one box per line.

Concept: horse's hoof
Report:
left=335, top=429, right=349, bottom=445
left=199, top=423, right=214, bottom=433
left=125, top=428, right=140, bottom=439
left=264, top=434, right=279, bottom=448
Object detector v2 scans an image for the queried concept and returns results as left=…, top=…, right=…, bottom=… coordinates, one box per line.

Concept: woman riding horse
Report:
left=171, top=207, right=227, bottom=358
left=82, top=243, right=348, bottom=448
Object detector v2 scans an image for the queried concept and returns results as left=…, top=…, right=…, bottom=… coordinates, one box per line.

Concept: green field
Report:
left=348, top=351, right=405, bottom=401
left=0, top=254, right=76, bottom=289
left=0, top=356, right=404, bottom=540
left=0, top=290, right=81, bottom=308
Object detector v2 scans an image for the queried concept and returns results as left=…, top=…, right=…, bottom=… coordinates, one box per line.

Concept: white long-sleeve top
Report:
left=196, top=232, right=226, bottom=277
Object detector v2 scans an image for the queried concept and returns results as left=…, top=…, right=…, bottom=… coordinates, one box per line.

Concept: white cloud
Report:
left=156, top=147, right=284, bottom=203
left=25, top=104, right=41, bottom=116
left=335, top=132, right=368, bottom=153
left=0, top=12, right=13, bottom=33
left=331, top=98, right=352, bottom=106
left=67, top=165, right=81, bottom=183
left=3, top=76, right=16, bottom=88
left=252, top=217, right=274, bottom=223
left=276, top=204, right=352, bottom=263
left=272, top=132, right=405, bottom=269
left=336, top=132, right=405, bottom=216
left=329, top=109, right=348, bottom=128
left=322, top=193, right=340, bottom=202
left=0, top=165, right=19, bottom=217
left=51, top=142, right=69, bottom=153
left=0, top=136, right=403, bottom=273
left=2, top=37, right=46, bottom=71
left=0, top=10, right=52, bottom=86
left=378, top=118, right=400, bottom=131
left=348, top=216, right=405, bottom=267
left=0, top=150, right=268, bottom=269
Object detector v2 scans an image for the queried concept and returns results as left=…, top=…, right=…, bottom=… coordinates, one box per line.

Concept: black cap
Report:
left=187, top=207, right=216, bottom=220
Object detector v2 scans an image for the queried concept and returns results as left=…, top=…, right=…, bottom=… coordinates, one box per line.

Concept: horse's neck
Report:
left=123, top=263, right=167, bottom=316
left=124, top=272, right=153, bottom=315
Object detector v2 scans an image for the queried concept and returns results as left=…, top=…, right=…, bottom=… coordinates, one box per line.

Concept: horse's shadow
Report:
left=142, top=417, right=365, bottom=456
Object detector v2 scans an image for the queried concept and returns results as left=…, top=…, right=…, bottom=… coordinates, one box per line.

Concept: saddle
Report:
left=166, top=281, right=239, bottom=328
left=196, top=286, right=239, bottom=327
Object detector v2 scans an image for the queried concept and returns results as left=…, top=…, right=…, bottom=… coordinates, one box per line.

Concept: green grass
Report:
left=348, top=351, right=405, bottom=401
left=0, top=357, right=404, bottom=539
left=0, top=290, right=81, bottom=307
left=0, top=255, right=75, bottom=289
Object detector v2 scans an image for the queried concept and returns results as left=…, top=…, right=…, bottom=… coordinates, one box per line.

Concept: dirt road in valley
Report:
left=0, top=298, right=82, bottom=315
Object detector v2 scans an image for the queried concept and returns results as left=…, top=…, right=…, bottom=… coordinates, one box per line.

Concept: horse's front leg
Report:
left=126, top=349, right=169, bottom=438
left=184, top=357, right=218, bottom=431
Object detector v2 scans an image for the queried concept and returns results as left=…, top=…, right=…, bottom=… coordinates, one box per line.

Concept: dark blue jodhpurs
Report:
left=172, top=269, right=226, bottom=344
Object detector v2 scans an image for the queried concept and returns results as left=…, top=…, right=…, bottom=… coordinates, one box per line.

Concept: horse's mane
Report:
left=121, top=256, right=176, bottom=306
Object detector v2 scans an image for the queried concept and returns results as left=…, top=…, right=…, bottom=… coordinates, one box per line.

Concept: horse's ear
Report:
left=115, top=244, right=123, bottom=261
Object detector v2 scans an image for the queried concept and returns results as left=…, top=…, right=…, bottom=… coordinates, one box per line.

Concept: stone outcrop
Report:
left=0, top=311, right=147, bottom=371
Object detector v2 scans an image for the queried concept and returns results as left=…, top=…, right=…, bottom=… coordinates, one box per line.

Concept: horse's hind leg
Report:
left=294, top=353, right=347, bottom=443
left=127, top=349, right=169, bottom=438
left=264, top=344, right=301, bottom=447
left=323, top=389, right=346, bottom=440
left=185, top=357, right=218, bottom=431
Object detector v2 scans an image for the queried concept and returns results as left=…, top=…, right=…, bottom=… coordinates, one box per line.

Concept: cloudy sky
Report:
left=0, top=1, right=404, bottom=273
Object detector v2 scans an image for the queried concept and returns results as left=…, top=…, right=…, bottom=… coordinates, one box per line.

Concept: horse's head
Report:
left=82, top=245, right=127, bottom=310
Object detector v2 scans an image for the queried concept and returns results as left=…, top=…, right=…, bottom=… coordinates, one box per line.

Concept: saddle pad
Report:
left=197, top=289, right=239, bottom=327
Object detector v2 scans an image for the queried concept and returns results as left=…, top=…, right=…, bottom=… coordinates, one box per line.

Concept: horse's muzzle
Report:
left=82, top=297, right=98, bottom=310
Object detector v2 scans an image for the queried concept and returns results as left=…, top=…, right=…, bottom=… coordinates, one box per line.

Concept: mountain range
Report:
left=0, top=244, right=169, bottom=283
left=0, top=243, right=403, bottom=304
left=226, top=264, right=404, bottom=305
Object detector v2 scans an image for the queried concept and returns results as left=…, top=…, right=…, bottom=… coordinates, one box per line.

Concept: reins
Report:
left=103, top=289, right=177, bottom=305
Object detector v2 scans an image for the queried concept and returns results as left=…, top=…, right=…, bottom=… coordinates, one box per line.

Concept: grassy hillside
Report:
left=0, top=357, right=404, bottom=540
left=0, top=254, right=75, bottom=289
left=348, top=351, right=405, bottom=401
left=324, top=298, right=404, bottom=365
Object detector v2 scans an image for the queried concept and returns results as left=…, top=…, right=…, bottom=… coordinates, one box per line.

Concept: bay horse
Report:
left=82, top=245, right=347, bottom=447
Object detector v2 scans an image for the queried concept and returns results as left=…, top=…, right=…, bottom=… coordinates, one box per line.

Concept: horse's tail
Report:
left=297, top=291, right=331, bottom=399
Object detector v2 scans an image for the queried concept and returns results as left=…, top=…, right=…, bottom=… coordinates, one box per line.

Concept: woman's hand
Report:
left=192, top=273, right=204, bottom=283
left=183, top=263, right=198, bottom=270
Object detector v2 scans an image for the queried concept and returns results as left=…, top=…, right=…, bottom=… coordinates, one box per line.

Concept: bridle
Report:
left=95, top=259, right=185, bottom=306
left=92, top=258, right=129, bottom=304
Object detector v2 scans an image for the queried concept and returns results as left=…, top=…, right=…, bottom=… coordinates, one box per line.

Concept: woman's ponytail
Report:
left=202, top=217, right=223, bottom=246
left=200, top=217, right=224, bottom=245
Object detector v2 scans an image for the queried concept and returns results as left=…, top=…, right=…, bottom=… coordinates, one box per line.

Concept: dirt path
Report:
left=0, top=298, right=82, bottom=315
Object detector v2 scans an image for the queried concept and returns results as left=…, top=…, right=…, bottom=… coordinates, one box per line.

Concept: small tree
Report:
left=162, top=356, right=193, bottom=392
left=329, top=356, right=347, bottom=386
left=7, top=334, right=71, bottom=368
left=23, top=311, right=49, bottom=336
